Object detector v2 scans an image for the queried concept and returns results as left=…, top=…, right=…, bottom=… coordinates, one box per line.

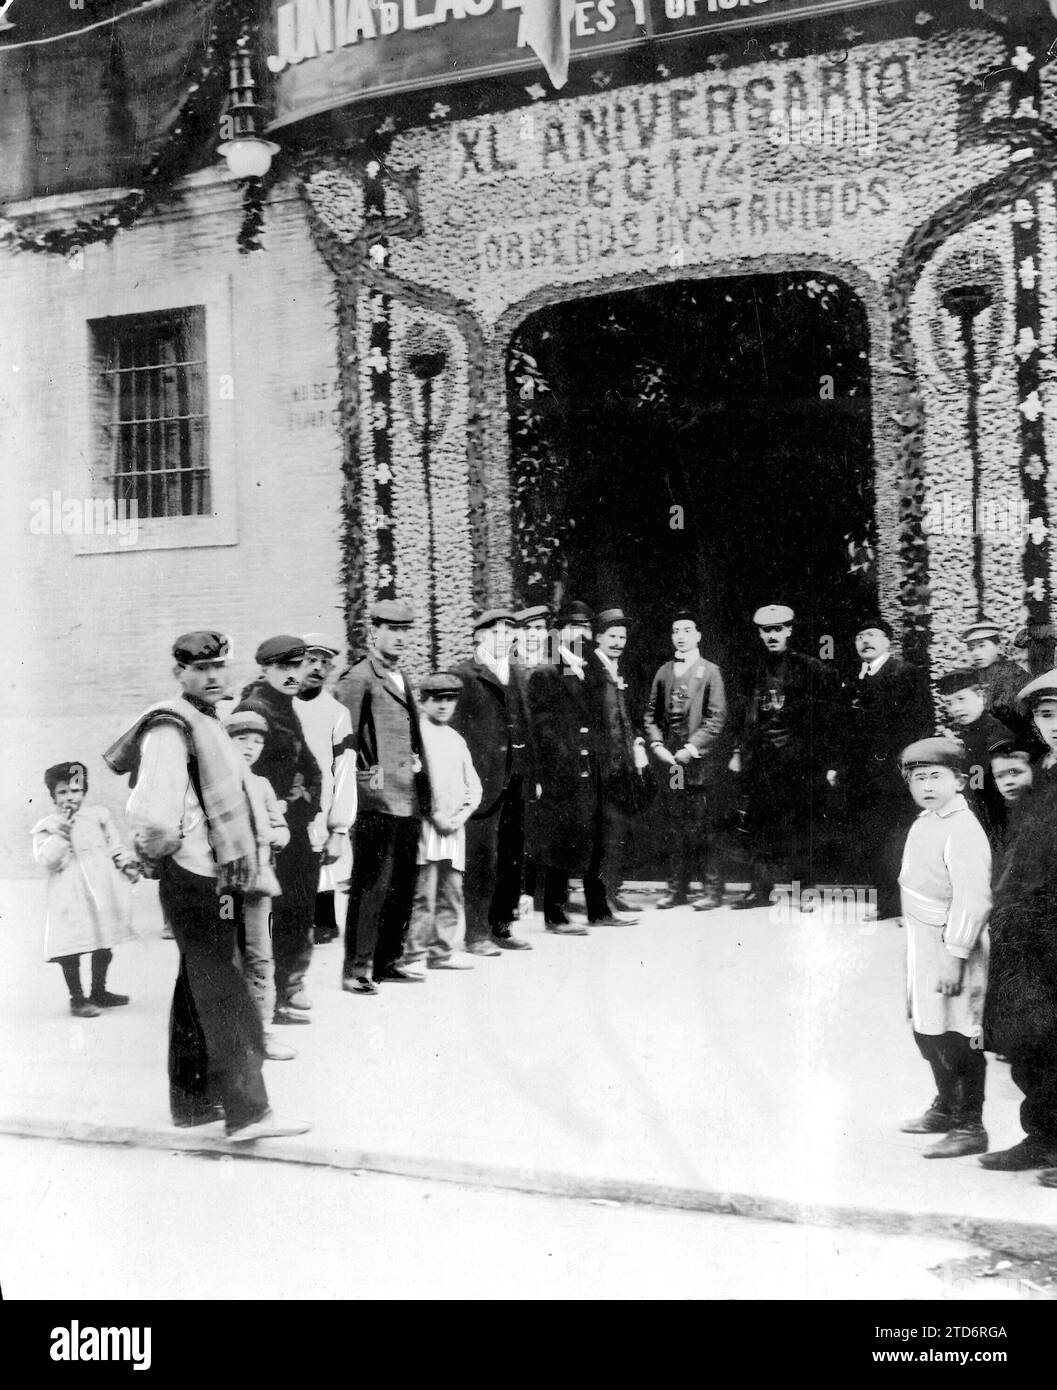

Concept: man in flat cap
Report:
left=644, top=609, right=727, bottom=911
left=235, top=637, right=323, bottom=1025
left=295, top=633, right=357, bottom=946
left=451, top=609, right=533, bottom=954
left=980, top=670, right=1057, bottom=1182
left=936, top=668, right=1009, bottom=848
left=104, top=632, right=309, bottom=1142
left=335, top=599, right=433, bottom=993
left=840, top=616, right=933, bottom=919
left=527, top=600, right=601, bottom=931
left=730, top=605, right=840, bottom=908
left=961, top=617, right=1030, bottom=740
left=581, top=607, right=647, bottom=924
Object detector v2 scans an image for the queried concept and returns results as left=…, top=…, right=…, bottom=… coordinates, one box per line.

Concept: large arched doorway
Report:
left=506, top=272, right=878, bottom=877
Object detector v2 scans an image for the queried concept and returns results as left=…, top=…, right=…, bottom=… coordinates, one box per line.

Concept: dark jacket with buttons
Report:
left=450, top=659, right=530, bottom=820
left=526, top=657, right=599, bottom=872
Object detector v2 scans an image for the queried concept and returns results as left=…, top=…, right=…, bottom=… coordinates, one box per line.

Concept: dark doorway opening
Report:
left=506, top=273, right=877, bottom=878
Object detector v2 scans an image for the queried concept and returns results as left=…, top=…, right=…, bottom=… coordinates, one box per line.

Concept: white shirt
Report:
left=594, top=648, right=622, bottom=686
left=295, top=686, right=358, bottom=845
left=858, top=652, right=892, bottom=679
left=559, top=644, right=586, bottom=679
left=417, top=721, right=482, bottom=872
left=475, top=645, right=510, bottom=686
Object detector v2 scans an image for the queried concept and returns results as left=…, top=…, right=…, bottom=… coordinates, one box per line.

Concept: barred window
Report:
left=91, top=307, right=209, bottom=519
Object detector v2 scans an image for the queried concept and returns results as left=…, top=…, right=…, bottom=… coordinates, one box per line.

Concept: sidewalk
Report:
left=2, top=878, right=1055, bottom=1258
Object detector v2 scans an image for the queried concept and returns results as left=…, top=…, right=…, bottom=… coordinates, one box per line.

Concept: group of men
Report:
left=102, top=597, right=1034, bottom=1141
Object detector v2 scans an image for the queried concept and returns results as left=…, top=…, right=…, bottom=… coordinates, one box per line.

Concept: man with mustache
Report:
left=234, top=637, right=323, bottom=1026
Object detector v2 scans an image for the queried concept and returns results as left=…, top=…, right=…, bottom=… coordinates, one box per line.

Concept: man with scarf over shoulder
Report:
left=104, top=631, right=310, bottom=1143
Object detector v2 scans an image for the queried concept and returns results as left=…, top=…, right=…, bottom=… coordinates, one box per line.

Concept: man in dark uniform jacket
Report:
left=644, top=610, right=727, bottom=910
left=937, top=667, right=1011, bottom=850
left=582, top=607, right=645, bottom=925
left=335, top=599, right=432, bottom=994
left=234, top=635, right=322, bottom=1025
left=961, top=617, right=1029, bottom=734
left=527, top=600, right=600, bottom=933
left=451, top=608, right=532, bottom=956
left=840, top=616, right=934, bottom=919
left=730, top=604, right=840, bottom=908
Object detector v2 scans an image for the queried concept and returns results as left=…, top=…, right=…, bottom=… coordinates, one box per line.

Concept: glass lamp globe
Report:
left=219, top=136, right=279, bottom=180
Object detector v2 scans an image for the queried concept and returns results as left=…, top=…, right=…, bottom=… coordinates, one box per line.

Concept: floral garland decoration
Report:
left=0, top=0, right=271, bottom=258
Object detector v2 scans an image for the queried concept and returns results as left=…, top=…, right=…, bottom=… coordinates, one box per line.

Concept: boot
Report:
left=657, top=880, right=689, bottom=910
left=89, top=951, right=128, bottom=1008
left=900, top=1097, right=953, bottom=1134
left=979, top=1137, right=1057, bottom=1171
left=923, top=1122, right=988, bottom=1159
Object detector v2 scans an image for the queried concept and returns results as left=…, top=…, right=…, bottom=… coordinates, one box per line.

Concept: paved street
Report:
left=0, top=1134, right=1028, bottom=1301
left=2, top=876, right=1056, bottom=1278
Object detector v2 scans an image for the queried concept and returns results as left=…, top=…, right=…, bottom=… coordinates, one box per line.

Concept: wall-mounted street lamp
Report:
left=218, top=40, right=279, bottom=180
left=407, top=326, right=450, bottom=670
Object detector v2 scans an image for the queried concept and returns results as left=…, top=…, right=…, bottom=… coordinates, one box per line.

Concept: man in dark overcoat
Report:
left=839, top=616, right=934, bottom=919
left=451, top=608, right=532, bottom=956
left=730, top=604, right=840, bottom=908
left=335, top=599, right=432, bottom=994
left=527, top=600, right=600, bottom=933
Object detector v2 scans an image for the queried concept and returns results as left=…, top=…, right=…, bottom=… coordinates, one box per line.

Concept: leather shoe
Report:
left=691, top=893, right=723, bottom=912
left=731, top=891, right=771, bottom=910
left=589, top=914, right=638, bottom=926
left=978, top=1138, right=1057, bottom=1171
left=376, top=965, right=425, bottom=982
left=466, top=940, right=502, bottom=956
left=69, top=1000, right=101, bottom=1018
left=492, top=933, right=533, bottom=949
left=656, top=894, right=688, bottom=910
left=545, top=921, right=589, bottom=935
left=923, top=1124, right=988, bottom=1159
left=427, top=956, right=474, bottom=970
left=342, top=975, right=377, bottom=994
left=225, top=1110, right=312, bottom=1143
left=273, top=1006, right=312, bottom=1025
left=285, top=991, right=312, bottom=1011
left=89, top=990, right=130, bottom=1008
left=901, top=1106, right=952, bottom=1134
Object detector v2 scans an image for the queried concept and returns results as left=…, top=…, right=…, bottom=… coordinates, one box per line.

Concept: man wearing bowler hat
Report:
left=452, top=609, right=533, bottom=954
left=582, top=607, right=646, bottom=924
left=335, top=599, right=433, bottom=993
left=840, top=616, right=933, bottom=919
left=105, top=631, right=309, bottom=1142
left=527, top=600, right=601, bottom=932
left=234, top=637, right=323, bottom=1026
left=730, top=604, right=840, bottom=908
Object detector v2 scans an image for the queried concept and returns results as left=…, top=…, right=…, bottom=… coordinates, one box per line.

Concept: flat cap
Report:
left=302, top=631, right=342, bottom=655
left=595, top=607, right=630, bottom=632
left=515, top=605, right=551, bottom=625
left=255, top=635, right=307, bottom=666
left=557, top=599, right=594, bottom=626
left=173, top=630, right=230, bottom=665
left=900, top=737, right=968, bottom=773
left=472, top=608, right=516, bottom=633
left=936, top=668, right=984, bottom=697
left=419, top=670, right=464, bottom=696
left=961, top=618, right=1002, bottom=643
left=1019, top=667, right=1057, bottom=706
left=855, top=615, right=894, bottom=640
left=370, top=599, right=414, bottom=627
left=671, top=608, right=699, bottom=627
left=223, top=710, right=268, bottom=737
left=987, top=736, right=1032, bottom=760
left=754, top=604, right=794, bottom=626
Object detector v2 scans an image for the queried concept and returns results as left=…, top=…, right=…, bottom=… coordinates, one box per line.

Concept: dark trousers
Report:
left=913, top=1029, right=986, bottom=1126
left=272, top=824, right=319, bottom=1006
left=57, top=949, right=112, bottom=1001
left=658, top=776, right=717, bottom=897
left=343, top=813, right=420, bottom=978
left=314, top=890, right=338, bottom=941
left=584, top=798, right=628, bottom=919
left=160, top=859, right=268, bottom=1133
left=851, top=791, right=912, bottom=918
left=491, top=775, right=525, bottom=927
left=543, top=867, right=572, bottom=924
left=464, top=779, right=525, bottom=943
left=1009, top=1039, right=1057, bottom=1147
left=744, top=755, right=825, bottom=894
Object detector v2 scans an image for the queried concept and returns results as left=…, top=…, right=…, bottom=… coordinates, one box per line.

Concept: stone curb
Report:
left=3, top=1112, right=1056, bottom=1262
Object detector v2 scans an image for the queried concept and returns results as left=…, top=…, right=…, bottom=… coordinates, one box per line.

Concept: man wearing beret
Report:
left=234, top=637, right=323, bottom=1026
left=527, top=600, right=602, bottom=932
left=840, top=617, right=934, bottom=919
left=730, top=605, right=840, bottom=908
left=335, top=600, right=433, bottom=993
left=644, top=610, right=727, bottom=911
left=452, top=610, right=533, bottom=954
left=961, top=618, right=1029, bottom=736
left=104, top=632, right=309, bottom=1142
left=295, top=633, right=357, bottom=946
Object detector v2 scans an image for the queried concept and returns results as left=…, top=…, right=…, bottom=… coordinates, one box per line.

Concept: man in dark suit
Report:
left=335, top=599, right=432, bottom=994
left=527, top=600, right=600, bottom=933
left=644, top=610, right=728, bottom=910
left=582, top=607, right=645, bottom=925
left=730, top=604, right=840, bottom=909
left=510, top=605, right=550, bottom=909
left=451, top=608, right=532, bottom=956
left=839, top=617, right=934, bottom=918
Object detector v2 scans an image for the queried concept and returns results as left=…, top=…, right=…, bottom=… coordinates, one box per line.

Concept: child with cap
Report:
left=32, top=761, right=141, bottom=1018
left=223, top=710, right=295, bottom=1062
left=980, top=670, right=1057, bottom=1181
left=403, top=672, right=482, bottom=970
left=897, top=737, right=992, bottom=1158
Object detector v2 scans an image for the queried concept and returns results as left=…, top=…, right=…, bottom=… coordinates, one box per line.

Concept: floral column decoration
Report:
left=364, top=150, right=395, bottom=603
